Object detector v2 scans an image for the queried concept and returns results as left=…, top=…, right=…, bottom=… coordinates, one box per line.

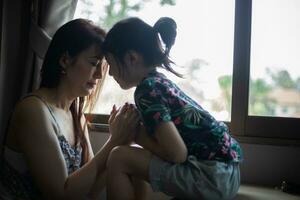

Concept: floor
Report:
left=99, top=184, right=300, bottom=200
left=146, top=184, right=300, bottom=200
left=233, top=184, right=300, bottom=200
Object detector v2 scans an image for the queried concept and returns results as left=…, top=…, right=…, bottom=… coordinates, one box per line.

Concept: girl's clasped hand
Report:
left=108, top=103, right=141, bottom=145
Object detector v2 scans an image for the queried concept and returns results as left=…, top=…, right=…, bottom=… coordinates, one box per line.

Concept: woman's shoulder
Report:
left=6, top=92, right=57, bottom=150
left=12, top=91, right=53, bottom=128
left=15, top=94, right=47, bottom=114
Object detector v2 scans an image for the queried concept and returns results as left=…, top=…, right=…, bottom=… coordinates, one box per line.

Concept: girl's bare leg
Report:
left=87, top=170, right=107, bottom=200
left=132, top=176, right=149, bottom=200
left=106, top=146, right=152, bottom=200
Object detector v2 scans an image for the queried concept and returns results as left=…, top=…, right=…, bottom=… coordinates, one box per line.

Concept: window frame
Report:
left=231, top=0, right=300, bottom=141
left=87, top=0, right=300, bottom=145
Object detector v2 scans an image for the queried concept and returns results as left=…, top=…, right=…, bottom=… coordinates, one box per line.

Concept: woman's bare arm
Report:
left=14, top=98, right=135, bottom=200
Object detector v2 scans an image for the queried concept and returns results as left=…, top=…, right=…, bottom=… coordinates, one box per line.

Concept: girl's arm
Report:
left=135, top=121, right=187, bottom=163
left=14, top=98, right=136, bottom=200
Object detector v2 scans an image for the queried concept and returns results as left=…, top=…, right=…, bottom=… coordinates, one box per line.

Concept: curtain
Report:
left=0, top=0, right=78, bottom=153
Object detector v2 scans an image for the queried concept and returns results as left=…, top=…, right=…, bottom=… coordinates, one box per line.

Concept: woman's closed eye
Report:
left=87, top=58, right=101, bottom=67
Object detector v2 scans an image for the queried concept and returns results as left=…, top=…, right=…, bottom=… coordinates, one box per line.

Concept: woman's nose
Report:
left=93, top=65, right=103, bottom=79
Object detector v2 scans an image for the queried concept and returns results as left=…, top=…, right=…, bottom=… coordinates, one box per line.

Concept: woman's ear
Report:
left=59, top=52, right=72, bottom=70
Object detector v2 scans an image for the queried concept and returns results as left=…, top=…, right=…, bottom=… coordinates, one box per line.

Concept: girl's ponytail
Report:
left=153, top=17, right=177, bottom=55
left=153, top=17, right=182, bottom=78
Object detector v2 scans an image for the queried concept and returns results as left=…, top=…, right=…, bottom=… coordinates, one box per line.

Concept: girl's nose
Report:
left=108, top=66, right=113, bottom=76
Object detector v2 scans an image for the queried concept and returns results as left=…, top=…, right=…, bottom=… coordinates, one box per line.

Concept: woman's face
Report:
left=63, top=44, right=106, bottom=97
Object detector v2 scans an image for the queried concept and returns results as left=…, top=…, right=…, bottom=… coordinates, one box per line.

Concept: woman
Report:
left=0, top=18, right=139, bottom=200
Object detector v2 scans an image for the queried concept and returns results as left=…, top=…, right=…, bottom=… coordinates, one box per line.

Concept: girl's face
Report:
left=105, top=53, right=129, bottom=89
left=62, top=44, right=106, bottom=97
left=105, top=52, right=145, bottom=90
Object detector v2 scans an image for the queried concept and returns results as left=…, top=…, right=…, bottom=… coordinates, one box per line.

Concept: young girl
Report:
left=103, top=17, right=242, bottom=200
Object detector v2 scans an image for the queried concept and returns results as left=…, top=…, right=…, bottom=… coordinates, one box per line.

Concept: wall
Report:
left=239, top=143, right=300, bottom=187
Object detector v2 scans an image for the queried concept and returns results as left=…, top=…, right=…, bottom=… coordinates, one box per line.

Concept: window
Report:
left=75, top=0, right=235, bottom=121
left=75, top=0, right=300, bottom=141
left=231, top=0, right=300, bottom=140
left=249, top=0, right=300, bottom=118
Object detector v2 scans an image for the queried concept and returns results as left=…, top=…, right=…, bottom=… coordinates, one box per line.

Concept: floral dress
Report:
left=0, top=95, right=82, bottom=200
left=134, top=70, right=242, bottom=163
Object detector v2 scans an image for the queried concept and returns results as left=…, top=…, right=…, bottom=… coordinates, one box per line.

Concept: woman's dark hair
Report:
left=40, top=18, right=107, bottom=165
left=103, top=17, right=182, bottom=77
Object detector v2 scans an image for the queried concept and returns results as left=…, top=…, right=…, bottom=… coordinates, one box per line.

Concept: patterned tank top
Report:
left=0, top=95, right=83, bottom=199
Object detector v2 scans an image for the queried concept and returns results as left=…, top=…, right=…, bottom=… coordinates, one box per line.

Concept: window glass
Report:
left=75, top=0, right=235, bottom=121
left=249, top=0, right=300, bottom=118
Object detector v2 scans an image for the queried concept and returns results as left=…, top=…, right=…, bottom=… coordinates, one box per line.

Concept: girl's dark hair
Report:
left=103, top=17, right=182, bottom=77
left=40, top=18, right=107, bottom=165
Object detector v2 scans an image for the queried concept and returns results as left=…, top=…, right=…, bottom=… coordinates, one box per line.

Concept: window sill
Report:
left=88, top=122, right=300, bottom=147
left=89, top=123, right=109, bottom=133
left=234, top=135, right=300, bottom=147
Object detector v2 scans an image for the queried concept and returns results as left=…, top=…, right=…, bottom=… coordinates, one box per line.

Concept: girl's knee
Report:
left=107, top=145, right=131, bottom=169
